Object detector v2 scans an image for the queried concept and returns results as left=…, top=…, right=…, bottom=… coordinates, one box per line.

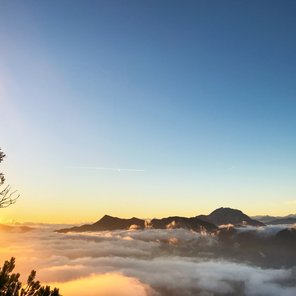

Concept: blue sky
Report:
left=1, top=0, right=296, bottom=222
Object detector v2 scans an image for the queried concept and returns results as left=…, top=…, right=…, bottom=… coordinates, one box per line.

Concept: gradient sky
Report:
left=1, top=0, right=296, bottom=223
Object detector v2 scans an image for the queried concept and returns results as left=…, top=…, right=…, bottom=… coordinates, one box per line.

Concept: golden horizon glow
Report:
left=47, top=273, right=152, bottom=296
left=0, top=200, right=295, bottom=224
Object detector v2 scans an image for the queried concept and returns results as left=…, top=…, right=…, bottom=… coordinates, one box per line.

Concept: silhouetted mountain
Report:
left=267, top=218, right=296, bottom=225
left=214, top=225, right=296, bottom=268
left=275, top=227, right=296, bottom=245
left=150, top=216, right=217, bottom=232
left=197, top=207, right=265, bottom=226
left=57, top=215, right=145, bottom=233
left=251, top=215, right=279, bottom=224
left=56, top=207, right=265, bottom=233
left=253, top=214, right=296, bottom=224
left=57, top=215, right=217, bottom=233
left=93, top=215, right=145, bottom=230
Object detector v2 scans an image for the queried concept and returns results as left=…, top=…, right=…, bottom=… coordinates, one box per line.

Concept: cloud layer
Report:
left=0, top=224, right=296, bottom=295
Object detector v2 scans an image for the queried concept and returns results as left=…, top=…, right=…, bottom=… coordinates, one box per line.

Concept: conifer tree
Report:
left=0, top=257, right=61, bottom=296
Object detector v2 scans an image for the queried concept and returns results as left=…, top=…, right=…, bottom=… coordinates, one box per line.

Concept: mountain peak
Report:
left=210, top=207, right=244, bottom=215
left=100, top=214, right=117, bottom=221
left=198, top=207, right=264, bottom=227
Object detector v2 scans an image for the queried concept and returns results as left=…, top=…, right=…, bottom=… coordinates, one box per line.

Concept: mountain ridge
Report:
left=252, top=214, right=296, bottom=225
left=57, top=215, right=217, bottom=233
left=56, top=207, right=264, bottom=233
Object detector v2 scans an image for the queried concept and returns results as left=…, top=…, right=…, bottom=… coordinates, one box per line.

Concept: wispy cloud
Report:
left=68, top=166, right=145, bottom=172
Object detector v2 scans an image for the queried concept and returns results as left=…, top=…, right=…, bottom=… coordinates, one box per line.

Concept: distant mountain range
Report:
left=252, top=214, right=296, bottom=225
left=57, top=207, right=264, bottom=233
left=57, top=215, right=217, bottom=233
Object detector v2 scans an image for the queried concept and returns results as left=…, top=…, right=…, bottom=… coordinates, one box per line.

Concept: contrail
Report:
left=68, top=166, right=145, bottom=172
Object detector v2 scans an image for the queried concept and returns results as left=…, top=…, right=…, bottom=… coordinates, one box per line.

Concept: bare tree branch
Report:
left=0, top=148, right=19, bottom=208
left=0, top=185, right=20, bottom=208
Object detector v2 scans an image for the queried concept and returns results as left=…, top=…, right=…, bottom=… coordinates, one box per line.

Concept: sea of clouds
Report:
left=0, top=224, right=296, bottom=296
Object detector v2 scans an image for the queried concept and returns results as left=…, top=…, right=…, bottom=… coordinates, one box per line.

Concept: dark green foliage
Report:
left=0, top=149, right=5, bottom=185
left=0, top=258, right=61, bottom=296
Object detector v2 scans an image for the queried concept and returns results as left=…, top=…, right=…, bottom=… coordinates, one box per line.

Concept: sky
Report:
left=0, top=0, right=296, bottom=223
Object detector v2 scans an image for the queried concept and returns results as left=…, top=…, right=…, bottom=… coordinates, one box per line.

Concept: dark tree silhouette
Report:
left=0, top=257, right=61, bottom=296
left=0, top=148, right=19, bottom=208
